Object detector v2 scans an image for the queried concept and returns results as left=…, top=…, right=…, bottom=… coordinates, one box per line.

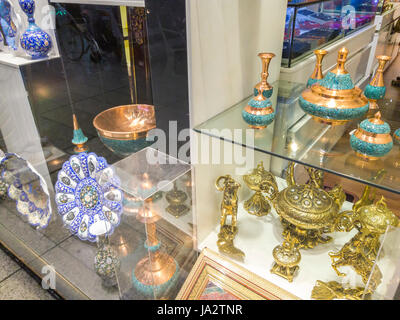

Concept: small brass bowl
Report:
left=93, top=104, right=157, bottom=157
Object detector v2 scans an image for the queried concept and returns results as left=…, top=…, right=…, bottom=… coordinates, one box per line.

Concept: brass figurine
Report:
left=242, top=161, right=278, bottom=217
left=313, top=195, right=399, bottom=300
left=312, top=280, right=367, bottom=300
left=215, top=175, right=245, bottom=261
left=165, top=182, right=190, bottom=218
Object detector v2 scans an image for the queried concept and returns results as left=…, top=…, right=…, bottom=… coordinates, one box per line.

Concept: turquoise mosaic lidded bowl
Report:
left=93, top=104, right=157, bottom=157
left=299, top=47, right=369, bottom=125
left=350, top=112, right=393, bottom=160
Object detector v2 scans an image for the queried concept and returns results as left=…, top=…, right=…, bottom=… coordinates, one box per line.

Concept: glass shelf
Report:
left=194, top=80, right=400, bottom=195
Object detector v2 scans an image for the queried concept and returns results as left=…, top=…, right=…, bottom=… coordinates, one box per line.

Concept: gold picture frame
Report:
left=176, top=247, right=299, bottom=300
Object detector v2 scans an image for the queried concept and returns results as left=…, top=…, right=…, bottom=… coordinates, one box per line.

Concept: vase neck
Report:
left=310, top=50, right=327, bottom=80
left=258, top=53, right=275, bottom=86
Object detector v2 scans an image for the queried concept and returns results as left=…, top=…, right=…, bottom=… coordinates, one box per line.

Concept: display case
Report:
left=283, top=0, right=379, bottom=67
left=192, top=78, right=400, bottom=299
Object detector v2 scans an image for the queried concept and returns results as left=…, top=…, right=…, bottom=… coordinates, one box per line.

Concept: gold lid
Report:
left=275, top=184, right=338, bottom=230
left=356, top=197, right=399, bottom=234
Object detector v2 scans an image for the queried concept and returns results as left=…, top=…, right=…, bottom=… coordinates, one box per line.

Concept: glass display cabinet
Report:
left=193, top=80, right=400, bottom=300
left=283, top=0, right=379, bottom=67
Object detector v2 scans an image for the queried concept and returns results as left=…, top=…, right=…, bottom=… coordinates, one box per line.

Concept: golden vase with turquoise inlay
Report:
left=299, top=47, right=369, bottom=126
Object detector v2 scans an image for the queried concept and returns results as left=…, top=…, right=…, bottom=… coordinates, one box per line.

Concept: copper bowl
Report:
left=93, top=104, right=157, bottom=157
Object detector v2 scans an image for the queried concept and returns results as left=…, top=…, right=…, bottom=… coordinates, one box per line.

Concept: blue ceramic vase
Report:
left=364, top=55, right=391, bottom=115
left=253, top=52, right=275, bottom=99
left=350, top=112, right=393, bottom=160
left=18, top=0, right=52, bottom=58
left=0, top=0, right=18, bottom=51
left=299, top=47, right=369, bottom=125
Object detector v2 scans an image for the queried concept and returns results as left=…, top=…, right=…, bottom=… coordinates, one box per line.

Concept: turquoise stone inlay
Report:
left=364, top=84, right=386, bottom=100
left=242, top=109, right=275, bottom=127
left=306, top=78, right=321, bottom=88
left=248, top=98, right=272, bottom=108
left=132, top=260, right=179, bottom=297
left=394, top=128, right=400, bottom=145
left=319, top=72, right=354, bottom=90
left=254, top=87, right=273, bottom=98
left=350, top=134, right=393, bottom=158
left=359, top=119, right=390, bottom=134
left=144, top=241, right=161, bottom=252
left=299, top=97, right=369, bottom=120
left=72, top=128, right=88, bottom=145
left=99, top=136, right=157, bottom=157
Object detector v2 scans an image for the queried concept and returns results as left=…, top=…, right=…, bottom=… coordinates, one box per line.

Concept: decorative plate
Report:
left=0, top=152, right=52, bottom=228
left=55, top=152, right=123, bottom=241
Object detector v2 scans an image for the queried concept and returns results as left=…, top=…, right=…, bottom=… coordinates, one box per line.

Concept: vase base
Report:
left=354, top=151, right=380, bottom=161
left=311, top=116, right=348, bottom=126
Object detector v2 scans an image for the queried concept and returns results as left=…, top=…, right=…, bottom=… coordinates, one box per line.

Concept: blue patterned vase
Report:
left=350, top=111, right=393, bottom=160
left=242, top=89, right=275, bottom=129
left=0, top=0, right=18, bottom=51
left=18, top=0, right=52, bottom=58
left=299, top=47, right=369, bottom=125
left=364, top=55, right=391, bottom=115
left=253, top=52, right=275, bottom=99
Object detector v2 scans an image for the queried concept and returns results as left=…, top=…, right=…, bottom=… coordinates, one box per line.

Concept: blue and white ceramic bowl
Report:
left=55, top=152, right=123, bottom=241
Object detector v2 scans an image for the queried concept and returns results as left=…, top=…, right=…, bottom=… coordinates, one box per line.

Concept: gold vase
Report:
left=307, top=49, right=328, bottom=88
left=253, top=52, right=275, bottom=98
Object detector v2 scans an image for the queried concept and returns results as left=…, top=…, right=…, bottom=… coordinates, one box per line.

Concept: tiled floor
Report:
left=0, top=249, right=55, bottom=300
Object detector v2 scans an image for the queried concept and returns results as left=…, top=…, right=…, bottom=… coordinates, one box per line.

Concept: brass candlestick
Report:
left=132, top=199, right=179, bottom=297
left=307, top=49, right=328, bottom=88
left=271, top=236, right=301, bottom=282
left=254, top=53, right=275, bottom=98
left=165, top=182, right=189, bottom=218
left=365, top=55, right=391, bottom=116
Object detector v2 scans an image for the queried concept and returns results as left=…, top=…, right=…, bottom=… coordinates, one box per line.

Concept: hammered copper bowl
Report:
left=93, top=104, right=156, bottom=157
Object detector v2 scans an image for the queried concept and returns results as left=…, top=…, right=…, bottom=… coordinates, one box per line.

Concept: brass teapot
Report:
left=272, top=162, right=345, bottom=250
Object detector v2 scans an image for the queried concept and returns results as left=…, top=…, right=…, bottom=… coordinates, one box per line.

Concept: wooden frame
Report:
left=176, top=248, right=299, bottom=300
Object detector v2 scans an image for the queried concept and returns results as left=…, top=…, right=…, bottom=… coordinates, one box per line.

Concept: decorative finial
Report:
left=332, top=47, right=349, bottom=75
left=72, top=114, right=89, bottom=153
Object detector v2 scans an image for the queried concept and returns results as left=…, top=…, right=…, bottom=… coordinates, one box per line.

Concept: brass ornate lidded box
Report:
left=299, top=47, right=369, bottom=125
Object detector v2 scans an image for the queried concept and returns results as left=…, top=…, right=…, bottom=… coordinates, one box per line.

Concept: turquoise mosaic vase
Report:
left=350, top=112, right=393, bottom=160
left=299, top=47, right=369, bottom=125
left=242, top=91, right=275, bottom=129
left=364, top=55, right=391, bottom=114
